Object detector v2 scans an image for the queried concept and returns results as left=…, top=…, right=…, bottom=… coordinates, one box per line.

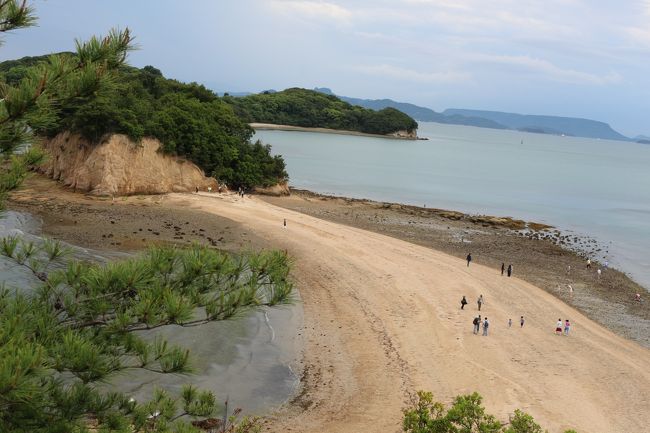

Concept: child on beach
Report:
left=520, top=316, right=525, bottom=327
left=564, top=319, right=571, bottom=335
left=555, top=319, right=563, bottom=335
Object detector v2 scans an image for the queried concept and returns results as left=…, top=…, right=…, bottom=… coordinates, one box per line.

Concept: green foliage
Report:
left=1, top=56, right=289, bottom=188
left=0, top=1, right=134, bottom=215
left=225, top=87, right=419, bottom=135
left=403, top=391, right=574, bottom=433
left=504, top=410, right=544, bottom=433
left=0, top=237, right=293, bottom=432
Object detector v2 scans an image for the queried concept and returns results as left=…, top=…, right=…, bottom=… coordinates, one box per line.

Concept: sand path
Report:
left=169, top=192, right=650, bottom=433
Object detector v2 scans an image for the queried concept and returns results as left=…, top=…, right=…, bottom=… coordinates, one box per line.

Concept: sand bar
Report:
left=163, top=191, right=650, bottom=433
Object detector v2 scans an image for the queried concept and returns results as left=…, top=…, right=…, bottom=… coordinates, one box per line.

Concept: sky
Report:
left=2, top=0, right=649, bottom=137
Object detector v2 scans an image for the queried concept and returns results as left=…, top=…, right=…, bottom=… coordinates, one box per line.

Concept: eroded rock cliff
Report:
left=40, top=132, right=217, bottom=196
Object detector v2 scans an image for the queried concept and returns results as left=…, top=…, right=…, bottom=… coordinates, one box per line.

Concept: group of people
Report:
left=460, top=294, right=484, bottom=311
left=463, top=294, right=528, bottom=336
left=471, top=314, right=526, bottom=336
left=555, top=318, right=571, bottom=335
left=465, top=253, right=513, bottom=278
left=196, top=184, right=227, bottom=194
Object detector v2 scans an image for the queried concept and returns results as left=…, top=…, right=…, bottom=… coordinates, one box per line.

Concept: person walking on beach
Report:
left=564, top=319, right=571, bottom=336
left=283, top=218, right=287, bottom=228
left=483, top=317, right=489, bottom=336
left=597, top=268, right=602, bottom=280
left=555, top=318, right=563, bottom=335
left=507, top=264, right=513, bottom=277
left=195, top=186, right=199, bottom=193
left=501, top=263, right=505, bottom=276
left=508, top=318, right=512, bottom=328
left=477, top=294, right=484, bottom=311
left=586, top=258, right=591, bottom=269
left=460, top=296, right=468, bottom=310
left=466, top=253, right=472, bottom=267
left=473, top=315, right=481, bottom=334
left=520, top=316, right=525, bottom=328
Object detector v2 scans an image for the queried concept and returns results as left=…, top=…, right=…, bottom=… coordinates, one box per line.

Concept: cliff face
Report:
left=40, top=132, right=217, bottom=196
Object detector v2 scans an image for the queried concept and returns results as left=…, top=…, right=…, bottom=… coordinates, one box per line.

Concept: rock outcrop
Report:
left=40, top=132, right=217, bottom=196
left=252, top=182, right=290, bottom=196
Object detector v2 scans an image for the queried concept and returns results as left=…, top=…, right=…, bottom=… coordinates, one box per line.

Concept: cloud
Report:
left=625, top=26, right=650, bottom=48
left=269, top=1, right=352, bottom=22
left=473, top=54, right=622, bottom=85
left=350, top=63, right=471, bottom=83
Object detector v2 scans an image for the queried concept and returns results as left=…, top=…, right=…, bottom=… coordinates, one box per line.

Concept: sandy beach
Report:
left=7, top=177, right=650, bottom=433
left=171, top=191, right=650, bottom=433
left=250, top=123, right=418, bottom=140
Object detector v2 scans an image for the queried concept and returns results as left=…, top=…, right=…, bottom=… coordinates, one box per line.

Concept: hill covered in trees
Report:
left=0, top=55, right=287, bottom=188
left=224, top=88, right=419, bottom=136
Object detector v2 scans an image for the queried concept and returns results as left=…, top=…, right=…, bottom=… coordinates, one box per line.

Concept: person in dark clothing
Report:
left=466, top=253, right=472, bottom=267
left=501, top=263, right=505, bottom=276
left=472, top=315, right=481, bottom=334
left=460, top=296, right=468, bottom=310
left=507, top=264, right=513, bottom=277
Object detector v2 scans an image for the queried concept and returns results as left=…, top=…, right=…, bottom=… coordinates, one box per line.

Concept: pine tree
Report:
left=1, top=238, right=293, bottom=432
left=0, top=1, right=133, bottom=210
left=0, top=3, right=293, bottom=432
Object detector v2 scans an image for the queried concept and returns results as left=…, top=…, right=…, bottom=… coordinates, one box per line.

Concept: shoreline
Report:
left=250, top=122, right=421, bottom=140
left=8, top=177, right=648, bottom=347
left=261, top=187, right=649, bottom=348
left=6, top=175, right=650, bottom=432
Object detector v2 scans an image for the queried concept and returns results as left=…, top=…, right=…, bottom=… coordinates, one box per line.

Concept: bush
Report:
left=403, top=391, right=578, bottom=433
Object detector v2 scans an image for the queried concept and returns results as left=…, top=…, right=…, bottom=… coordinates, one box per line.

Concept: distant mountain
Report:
left=634, top=135, right=650, bottom=144
left=444, top=109, right=629, bottom=141
left=313, top=88, right=630, bottom=141
left=314, top=88, right=507, bottom=129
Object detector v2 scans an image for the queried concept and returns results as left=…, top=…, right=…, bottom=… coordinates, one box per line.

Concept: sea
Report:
left=254, top=121, right=650, bottom=291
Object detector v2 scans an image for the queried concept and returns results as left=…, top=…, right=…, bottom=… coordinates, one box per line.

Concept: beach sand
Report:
left=250, top=123, right=418, bottom=140
left=8, top=177, right=650, bottom=433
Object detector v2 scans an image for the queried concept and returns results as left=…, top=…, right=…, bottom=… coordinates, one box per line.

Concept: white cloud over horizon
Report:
left=1, top=0, right=649, bottom=136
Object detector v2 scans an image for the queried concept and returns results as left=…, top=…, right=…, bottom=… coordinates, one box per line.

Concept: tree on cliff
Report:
left=0, top=2, right=292, bottom=432
left=0, top=1, right=133, bottom=211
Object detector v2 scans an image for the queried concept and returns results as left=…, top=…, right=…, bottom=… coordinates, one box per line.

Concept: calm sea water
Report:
left=254, top=122, right=650, bottom=290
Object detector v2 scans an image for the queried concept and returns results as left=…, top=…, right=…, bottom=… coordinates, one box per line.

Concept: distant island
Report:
left=312, top=87, right=638, bottom=142
left=224, top=88, right=419, bottom=138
